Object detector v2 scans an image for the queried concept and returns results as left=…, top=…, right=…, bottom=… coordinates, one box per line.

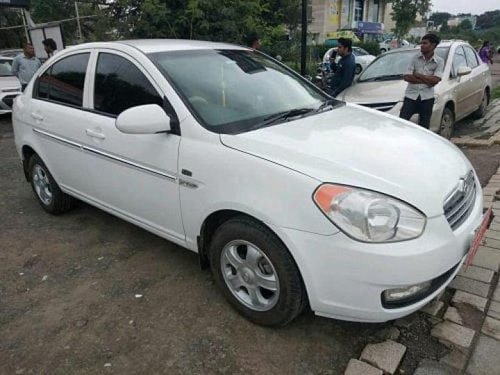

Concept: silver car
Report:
left=338, top=40, right=492, bottom=138
left=0, top=57, right=22, bottom=115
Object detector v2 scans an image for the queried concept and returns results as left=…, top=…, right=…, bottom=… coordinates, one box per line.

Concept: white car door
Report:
left=29, top=51, right=94, bottom=195
left=463, top=46, right=485, bottom=110
left=80, top=50, right=184, bottom=243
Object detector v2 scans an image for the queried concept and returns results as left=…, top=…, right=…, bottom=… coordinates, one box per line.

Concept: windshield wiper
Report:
left=359, top=74, right=403, bottom=82
left=246, top=107, right=315, bottom=132
left=315, top=99, right=343, bottom=113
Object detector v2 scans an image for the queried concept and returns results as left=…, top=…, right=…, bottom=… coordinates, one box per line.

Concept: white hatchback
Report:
left=13, top=40, right=484, bottom=326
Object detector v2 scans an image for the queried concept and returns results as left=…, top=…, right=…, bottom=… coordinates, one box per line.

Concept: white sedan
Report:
left=13, top=40, right=483, bottom=326
left=338, top=40, right=492, bottom=139
left=323, top=46, right=376, bottom=75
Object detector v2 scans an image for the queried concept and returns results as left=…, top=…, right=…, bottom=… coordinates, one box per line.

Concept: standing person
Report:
left=326, top=38, right=356, bottom=97
left=42, top=38, right=59, bottom=58
left=479, top=41, right=493, bottom=65
left=399, top=33, right=444, bottom=129
left=11, top=43, right=41, bottom=91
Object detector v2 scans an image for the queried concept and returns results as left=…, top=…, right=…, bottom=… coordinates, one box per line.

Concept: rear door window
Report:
left=34, top=53, right=90, bottom=107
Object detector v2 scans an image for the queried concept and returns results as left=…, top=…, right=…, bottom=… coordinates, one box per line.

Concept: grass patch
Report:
left=493, top=86, right=500, bottom=100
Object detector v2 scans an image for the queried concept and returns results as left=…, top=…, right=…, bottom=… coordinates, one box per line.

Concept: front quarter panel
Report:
left=177, top=126, right=339, bottom=251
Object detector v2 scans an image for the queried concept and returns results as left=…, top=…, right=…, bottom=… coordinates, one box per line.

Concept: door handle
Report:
left=85, top=129, right=106, bottom=140
left=30, top=113, right=44, bottom=121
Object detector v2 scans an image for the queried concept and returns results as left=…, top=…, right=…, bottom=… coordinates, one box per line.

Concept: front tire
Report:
left=28, top=154, right=74, bottom=214
left=209, top=216, right=307, bottom=326
left=355, top=64, right=362, bottom=75
left=439, top=107, right=455, bottom=139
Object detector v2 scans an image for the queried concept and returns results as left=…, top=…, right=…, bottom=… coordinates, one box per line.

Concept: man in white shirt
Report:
left=11, top=43, right=41, bottom=91
left=400, top=34, right=444, bottom=129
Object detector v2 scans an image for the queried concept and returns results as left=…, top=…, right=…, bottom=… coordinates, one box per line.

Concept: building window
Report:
left=354, top=0, right=364, bottom=22
left=373, top=0, right=380, bottom=22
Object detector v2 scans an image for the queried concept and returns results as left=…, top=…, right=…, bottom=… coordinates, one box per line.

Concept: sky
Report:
left=432, top=0, right=499, bottom=15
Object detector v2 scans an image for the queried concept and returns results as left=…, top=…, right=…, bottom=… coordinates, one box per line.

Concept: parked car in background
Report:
left=379, top=38, right=412, bottom=53
left=0, top=48, right=23, bottom=58
left=0, top=57, right=22, bottom=115
left=323, top=46, right=376, bottom=75
left=13, top=40, right=484, bottom=326
left=338, top=40, right=492, bottom=139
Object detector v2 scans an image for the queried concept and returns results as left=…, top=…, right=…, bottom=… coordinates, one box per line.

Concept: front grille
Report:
left=359, top=102, right=398, bottom=112
left=444, top=171, right=477, bottom=230
left=1, top=88, right=20, bottom=93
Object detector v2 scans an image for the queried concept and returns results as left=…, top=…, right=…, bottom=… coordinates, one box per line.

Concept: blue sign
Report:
left=357, top=22, right=383, bottom=34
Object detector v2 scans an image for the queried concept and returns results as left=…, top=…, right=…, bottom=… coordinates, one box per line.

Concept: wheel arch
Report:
left=21, top=145, right=37, bottom=181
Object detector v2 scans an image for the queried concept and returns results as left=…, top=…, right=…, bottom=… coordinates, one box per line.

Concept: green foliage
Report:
left=390, top=0, right=431, bottom=38
left=354, top=41, right=380, bottom=56
left=0, top=8, right=24, bottom=48
left=458, top=19, right=473, bottom=31
left=492, top=86, right=500, bottom=100
left=429, top=12, right=452, bottom=27
left=477, top=10, right=500, bottom=30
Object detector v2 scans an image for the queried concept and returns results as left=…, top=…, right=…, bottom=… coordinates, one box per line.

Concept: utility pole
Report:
left=300, top=0, right=307, bottom=76
left=75, top=1, right=82, bottom=42
left=20, top=8, right=29, bottom=42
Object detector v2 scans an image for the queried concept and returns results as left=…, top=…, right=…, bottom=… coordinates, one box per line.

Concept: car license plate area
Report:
left=465, top=208, right=492, bottom=267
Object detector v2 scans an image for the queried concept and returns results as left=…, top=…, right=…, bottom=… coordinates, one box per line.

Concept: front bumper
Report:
left=387, top=100, right=445, bottom=133
left=276, top=188, right=483, bottom=322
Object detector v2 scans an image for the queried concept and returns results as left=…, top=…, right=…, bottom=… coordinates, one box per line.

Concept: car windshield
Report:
left=358, top=47, right=449, bottom=82
left=0, top=59, right=13, bottom=76
left=149, top=49, right=335, bottom=134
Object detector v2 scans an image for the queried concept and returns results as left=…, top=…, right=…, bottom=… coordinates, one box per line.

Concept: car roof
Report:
left=0, top=56, right=13, bottom=61
left=68, top=39, right=248, bottom=54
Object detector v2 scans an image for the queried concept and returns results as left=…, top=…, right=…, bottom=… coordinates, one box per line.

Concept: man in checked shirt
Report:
left=400, top=34, right=444, bottom=129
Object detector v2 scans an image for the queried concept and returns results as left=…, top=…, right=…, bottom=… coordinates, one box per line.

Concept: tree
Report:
left=476, top=10, right=500, bottom=30
left=429, top=12, right=452, bottom=27
left=390, top=0, right=432, bottom=38
left=458, top=19, right=472, bottom=31
left=0, top=8, right=25, bottom=48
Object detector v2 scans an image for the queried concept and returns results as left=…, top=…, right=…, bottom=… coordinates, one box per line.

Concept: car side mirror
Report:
left=457, top=66, right=472, bottom=77
left=116, top=104, right=171, bottom=135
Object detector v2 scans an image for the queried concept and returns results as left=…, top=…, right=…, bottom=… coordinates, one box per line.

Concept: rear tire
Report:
left=28, top=154, right=74, bottom=214
left=472, top=90, right=489, bottom=119
left=439, top=107, right=455, bottom=139
left=209, top=216, right=307, bottom=326
left=380, top=48, right=386, bottom=54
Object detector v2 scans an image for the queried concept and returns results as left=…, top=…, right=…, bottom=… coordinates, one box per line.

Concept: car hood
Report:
left=0, top=75, right=21, bottom=90
left=339, top=79, right=405, bottom=102
left=220, top=104, right=473, bottom=217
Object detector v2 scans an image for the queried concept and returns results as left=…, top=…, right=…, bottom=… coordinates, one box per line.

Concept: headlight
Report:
left=313, top=184, right=426, bottom=243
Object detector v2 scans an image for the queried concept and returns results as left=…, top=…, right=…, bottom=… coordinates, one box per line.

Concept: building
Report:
left=309, top=0, right=389, bottom=42
left=447, top=16, right=477, bottom=29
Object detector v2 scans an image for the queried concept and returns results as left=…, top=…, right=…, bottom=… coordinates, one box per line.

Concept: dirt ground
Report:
left=0, top=113, right=497, bottom=374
